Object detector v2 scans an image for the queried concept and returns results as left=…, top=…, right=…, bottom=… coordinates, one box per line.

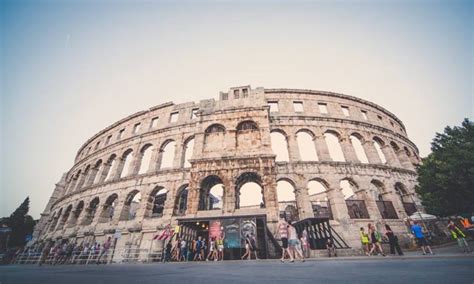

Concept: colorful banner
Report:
left=209, top=220, right=223, bottom=239
left=222, top=218, right=240, bottom=248
left=240, top=217, right=257, bottom=244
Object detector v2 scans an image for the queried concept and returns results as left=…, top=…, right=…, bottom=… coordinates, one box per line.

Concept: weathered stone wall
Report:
left=33, top=86, right=422, bottom=252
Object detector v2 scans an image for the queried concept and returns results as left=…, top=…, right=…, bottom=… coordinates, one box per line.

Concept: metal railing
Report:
left=345, top=200, right=370, bottom=219
left=376, top=201, right=399, bottom=219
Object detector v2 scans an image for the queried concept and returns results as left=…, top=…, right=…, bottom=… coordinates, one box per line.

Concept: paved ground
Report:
left=1, top=254, right=473, bottom=284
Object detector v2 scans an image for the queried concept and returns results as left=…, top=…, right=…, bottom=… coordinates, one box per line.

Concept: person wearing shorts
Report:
left=216, top=236, right=224, bottom=261
left=288, top=221, right=304, bottom=262
left=277, top=217, right=293, bottom=262
left=411, top=221, right=433, bottom=255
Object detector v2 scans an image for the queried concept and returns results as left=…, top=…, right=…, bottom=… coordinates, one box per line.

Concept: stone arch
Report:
left=119, top=148, right=134, bottom=178
left=204, top=124, right=226, bottom=152
left=69, top=200, right=84, bottom=226
left=307, top=178, right=332, bottom=219
left=349, top=133, right=368, bottom=163
left=70, top=170, right=81, bottom=193
left=76, top=165, right=90, bottom=191
left=138, top=143, right=154, bottom=174
left=121, top=189, right=142, bottom=220
left=83, top=197, right=100, bottom=225
left=183, top=136, right=195, bottom=168
left=146, top=186, right=168, bottom=218
left=371, top=179, right=398, bottom=219
left=199, top=175, right=225, bottom=211
left=324, top=130, right=345, bottom=162
left=370, top=179, right=386, bottom=200
left=235, top=172, right=265, bottom=209
left=174, top=184, right=189, bottom=216
left=339, top=178, right=359, bottom=200
left=160, top=139, right=176, bottom=169
left=296, top=129, right=318, bottom=161
left=236, top=120, right=260, bottom=149
left=373, top=137, right=387, bottom=164
left=57, top=204, right=73, bottom=230
left=49, top=208, right=63, bottom=232
left=104, top=154, right=117, bottom=181
left=90, top=159, right=103, bottom=185
left=99, top=193, right=118, bottom=223
left=395, top=182, right=416, bottom=215
left=276, top=179, right=298, bottom=222
left=270, top=129, right=290, bottom=162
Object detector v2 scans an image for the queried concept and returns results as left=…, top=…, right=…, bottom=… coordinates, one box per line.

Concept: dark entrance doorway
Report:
left=178, top=215, right=268, bottom=260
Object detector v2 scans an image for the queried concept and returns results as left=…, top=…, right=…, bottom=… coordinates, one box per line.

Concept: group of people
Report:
left=30, top=237, right=113, bottom=265
left=276, top=217, right=308, bottom=262
left=163, top=235, right=225, bottom=262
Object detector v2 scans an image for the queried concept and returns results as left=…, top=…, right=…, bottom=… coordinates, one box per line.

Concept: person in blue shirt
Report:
left=410, top=221, right=434, bottom=255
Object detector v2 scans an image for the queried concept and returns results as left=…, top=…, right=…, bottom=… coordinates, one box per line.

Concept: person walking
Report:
left=359, top=227, right=370, bottom=256
left=180, top=238, right=188, bottom=261
left=241, top=235, right=251, bottom=260
left=206, top=237, right=216, bottom=261
left=97, top=237, right=112, bottom=264
left=277, top=217, right=293, bottom=263
left=448, top=220, right=471, bottom=253
left=300, top=229, right=310, bottom=258
left=216, top=235, right=224, bottom=261
left=288, top=221, right=305, bottom=262
left=410, top=221, right=434, bottom=255
left=249, top=233, right=259, bottom=260
left=384, top=224, right=403, bottom=256
left=368, top=224, right=385, bottom=256
left=193, top=236, right=203, bottom=261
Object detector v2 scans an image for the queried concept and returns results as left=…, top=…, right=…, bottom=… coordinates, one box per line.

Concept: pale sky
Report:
left=1, top=0, right=472, bottom=219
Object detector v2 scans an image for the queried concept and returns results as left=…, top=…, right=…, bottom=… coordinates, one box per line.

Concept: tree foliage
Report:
left=2, top=197, right=36, bottom=247
left=416, top=119, right=474, bottom=216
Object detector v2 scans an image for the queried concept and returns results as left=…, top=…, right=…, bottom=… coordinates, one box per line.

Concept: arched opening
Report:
left=83, top=197, right=100, bottom=225
left=49, top=209, right=62, bottom=232
left=121, top=190, right=142, bottom=220
left=236, top=120, right=260, bottom=149
left=307, top=179, right=332, bottom=219
left=371, top=180, right=398, bottom=219
left=174, top=185, right=189, bottom=216
left=235, top=172, right=265, bottom=209
left=119, top=149, right=134, bottom=178
left=160, top=140, right=176, bottom=169
left=104, top=154, right=117, bottom=181
left=183, top=137, right=195, bottom=168
left=296, top=130, right=318, bottom=161
left=341, top=179, right=370, bottom=219
left=373, top=137, right=387, bottom=164
left=99, top=194, right=118, bottom=223
left=198, top=175, right=224, bottom=211
left=72, top=170, right=82, bottom=192
left=204, top=124, right=226, bottom=152
left=76, top=166, right=90, bottom=190
left=395, top=182, right=416, bottom=215
left=277, top=180, right=298, bottom=222
left=350, top=134, right=368, bottom=163
left=91, top=159, right=103, bottom=184
left=69, top=201, right=84, bottom=227
left=148, top=187, right=168, bottom=218
left=138, top=144, right=153, bottom=174
left=270, top=131, right=290, bottom=162
left=324, top=131, right=345, bottom=162
left=57, top=205, right=73, bottom=230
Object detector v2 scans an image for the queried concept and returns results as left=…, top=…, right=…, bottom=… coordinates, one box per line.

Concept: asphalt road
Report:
left=1, top=256, right=473, bottom=284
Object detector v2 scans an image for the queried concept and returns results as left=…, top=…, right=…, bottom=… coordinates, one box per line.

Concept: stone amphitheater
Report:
left=32, top=86, right=423, bottom=260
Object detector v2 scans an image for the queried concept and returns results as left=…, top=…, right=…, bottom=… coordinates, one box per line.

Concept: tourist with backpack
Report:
left=368, top=223, right=385, bottom=256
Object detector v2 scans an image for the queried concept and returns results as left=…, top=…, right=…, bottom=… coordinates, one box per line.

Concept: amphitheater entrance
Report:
left=177, top=215, right=269, bottom=260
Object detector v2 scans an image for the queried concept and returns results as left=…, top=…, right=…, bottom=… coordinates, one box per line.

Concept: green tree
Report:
left=416, top=119, right=474, bottom=216
left=5, top=197, right=35, bottom=247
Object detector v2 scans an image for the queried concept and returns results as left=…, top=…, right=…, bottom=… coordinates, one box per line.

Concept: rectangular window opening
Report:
left=151, top=117, right=159, bottom=128
left=377, top=115, right=383, bottom=121
left=169, top=112, right=179, bottom=123
left=361, top=110, right=368, bottom=120
left=221, top=93, right=228, bottom=100
left=94, top=141, right=100, bottom=150
left=341, top=106, right=350, bottom=117
left=118, top=129, right=125, bottom=140
left=242, top=88, right=248, bottom=98
left=133, top=123, right=141, bottom=134
left=105, top=135, right=112, bottom=145
left=293, top=101, right=304, bottom=112
left=191, top=108, right=199, bottom=119
left=268, top=101, right=279, bottom=112
left=233, top=89, right=239, bottom=99
left=318, top=103, right=328, bottom=114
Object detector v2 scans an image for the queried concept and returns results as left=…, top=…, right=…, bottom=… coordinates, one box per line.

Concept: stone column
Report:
left=262, top=175, right=279, bottom=223
left=295, top=186, right=314, bottom=219
left=149, top=147, right=161, bottom=172
left=223, top=178, right=236, bottom=214
left=314, top=132, right=331, bottom=161
left=339, top=135, right=359, bottom=163
left=382, top=189, right=407, bottom=219
left=74, top=171, right=87, bottom=191
left=326, top=179, right=350, bottom=222
left=130, top=151, right=144, bottom=176
left=287, top=133, right=301, bottom=162
left=98, top=160, right=114, bottom=183
left=173, top=137, right=184, bottom=168
left=362, top=141, right=382, bottom=164
left=85, top=167, right=99, bottom=187
left=382, top=144, right=401, bottom=167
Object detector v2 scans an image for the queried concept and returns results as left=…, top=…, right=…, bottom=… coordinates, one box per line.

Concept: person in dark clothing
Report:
left=384, top=224, right=403, bottom=256
left=164, top=242, right=172, bottom=262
